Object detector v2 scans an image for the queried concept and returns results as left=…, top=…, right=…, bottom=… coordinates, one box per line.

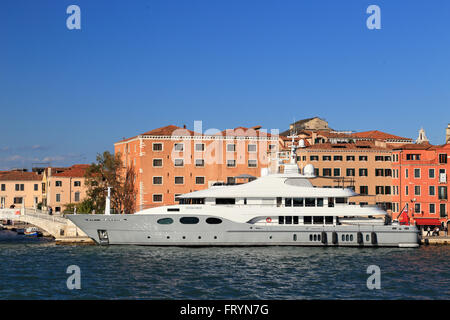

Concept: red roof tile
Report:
left=52, top=164, right=90, bottom=178
left=351, top=130, right=412, bottom=141
left=0, top=171, right=42, bottom=181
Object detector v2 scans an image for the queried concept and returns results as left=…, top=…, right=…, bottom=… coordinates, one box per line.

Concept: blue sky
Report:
left=0, top=0, right=449, bottom=170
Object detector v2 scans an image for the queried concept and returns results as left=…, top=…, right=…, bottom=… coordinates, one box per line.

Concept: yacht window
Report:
left=328, top=197, right=334, bottom=207
left=309, top=234, right=313, bottom=241
left=346, top=235, right=349, bottom=241
left=215, top=198, right=235, bottom=205
left=313, top=216, right=324, bottom=224
left=317, top=198, right=324, bottom=207
left=157, top=218, right=174, bottom=225
left=206, top=217, right=222, bottom=224
left=278, top=216, right=285, bottom=224
left=192, top=198, right=205, bottom=205
left=305, top=198, right=316, bottom=207
left=317, top=234, right=321, bottom=242
left=325, top=216, right=333, bottom=224
left=293, top=216, right=299, bottom=224
left=336, top=197, right=347, bottom=204
left=180, top=217, right=200, bottom=224
left=285, top=216, right=292, bottom=224
left=350, top=235, right=354, bottom=241
left=313, top=234, right=317, bottom=241
left=285, top=198, right=292, bottom=207
left=342, top=235, right=345, bottom=241
left=293, top=198, right=304, bottom=207
left=304, top=216, right=312, bottom=224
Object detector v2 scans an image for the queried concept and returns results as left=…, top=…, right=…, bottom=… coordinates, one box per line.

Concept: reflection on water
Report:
left=0, top=230, right=449, bottom=299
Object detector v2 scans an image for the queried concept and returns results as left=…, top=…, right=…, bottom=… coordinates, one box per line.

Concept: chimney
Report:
left=446, top=124, right=450, bottom=144
left=183, top=124, right=186, bottom=129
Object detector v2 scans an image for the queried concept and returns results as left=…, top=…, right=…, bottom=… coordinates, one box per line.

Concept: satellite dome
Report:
left=303, top=164, right=315, bottom=176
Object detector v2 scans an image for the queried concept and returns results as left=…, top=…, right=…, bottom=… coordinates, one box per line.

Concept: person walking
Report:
left=426, top=226, right=431, bottom=236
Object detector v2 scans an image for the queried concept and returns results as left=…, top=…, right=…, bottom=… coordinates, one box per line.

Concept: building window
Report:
left=429, top=186, right=435, bottom=196
left=310, top=155, right=319, bottom=161
left=429, top=169, right=435, bottom=179
left=360, top=186, right=368, bottom=195
left=414, top=203, right=421, bottom=214
left=153, top=194, right=163, bottom=202
left=359, top=168, right=368, bottom=177
left=174, top=194, right=182, bottom=202
left=195, top=143, right=205, bottom=151
left=227, top=144, right=236, bottom=152
left=74, top=181, right=81, bottom=187
left=14, top=197, right=23, bottom=204
left=152, top=143, right=163, bottom=151
left=248, top=160, right=257, bottom=168
left=56, top=194, right=61, bottom=202
left=375, top=156, right=384, bottom=161
left=414, top=168, right=421, bottom=178
left=195, top=177, right=205, bottom=185
left=1, top=184, right=5, bottom=191
left=346, top=168, right=355, bottom=177
left=55, top=181, right=62, bottom=187
left=415, top=186, right=421, bottom=196
left=322, top=155, right=331, bottom=161
left=376, top=186, right=384, bottom=195
left=323, top=168, right=332, bottom=176
left=227, top=160, right=236, bottom=167
left=153, top=176, right=163, bottom=185
left=375, top=169, right=384, bottom=177
left=439, top=154, right=447, bottom=164
left=430, top=204, right=436, bottom=214
left=153, top=159, right=163, bottom=167
left=195, top=159, right=205, bottom=167
left=174, top=159, right=184, bottom=167
left=248, top=144, right=257, bottom=152
left=74, top=192, right=80, bottom=202
left=15, top=184, right=24, bottom=191
left=333, top=168, right=341, bottom=176
left=405, top=186, right=409, bottom=196
left=385, top=186, right=391, bottom=195
left=34, top=184, right=38, bottom=191
left=359, top=155, right=368, bottom=161
left=406, top=154, right=421, bottom=160
left=174, top=176, right=184, bottom=185
left=174, top=143, right=184, bottom=151
left=227, top=177, right=236, bottom=184
left=405, top=169, right=409, bottom=178
left=333, top=155, right=343, bottom=161
left=438, top=186, right=448, bottom=200
left=346, top=155, right=355, bottom=161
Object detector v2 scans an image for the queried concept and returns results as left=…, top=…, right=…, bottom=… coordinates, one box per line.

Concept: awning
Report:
left=414, top=218, right=441, bottom=226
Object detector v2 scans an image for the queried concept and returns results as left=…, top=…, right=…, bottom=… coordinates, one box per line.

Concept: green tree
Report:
left=84, top=151, right=136, bottom=214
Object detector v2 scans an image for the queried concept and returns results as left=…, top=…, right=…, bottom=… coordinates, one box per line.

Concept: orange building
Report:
left=114, top=125, right=279, bottom=211
left=392, top=143, right=450, bottom=231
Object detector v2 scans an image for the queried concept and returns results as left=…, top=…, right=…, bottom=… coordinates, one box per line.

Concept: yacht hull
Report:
left=68, top=214, right=420, bottom=248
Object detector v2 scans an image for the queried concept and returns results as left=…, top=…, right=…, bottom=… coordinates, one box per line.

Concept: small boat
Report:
left=24, top=227, right=41, bottom=237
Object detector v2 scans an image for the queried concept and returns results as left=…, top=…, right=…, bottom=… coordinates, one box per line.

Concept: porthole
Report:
left=214, top=236, right=217, bottom=239
left=206, top=217, right=222, bottom=224
left=157, top=218, right=174, bottom=224
left=198, top=236, right=202, bottom=239
left=182, top=236, right=186, bottom=239
left=180, top=217, right=199, bottom=224
left=167, top=236, right=170, bottom=239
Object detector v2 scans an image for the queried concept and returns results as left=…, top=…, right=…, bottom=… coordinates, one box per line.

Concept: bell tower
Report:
left=416, top=127, right=429, bottom=144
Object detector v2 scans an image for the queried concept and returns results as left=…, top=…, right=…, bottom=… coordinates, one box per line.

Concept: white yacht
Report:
left=68, top=140, right=420, bottom=248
